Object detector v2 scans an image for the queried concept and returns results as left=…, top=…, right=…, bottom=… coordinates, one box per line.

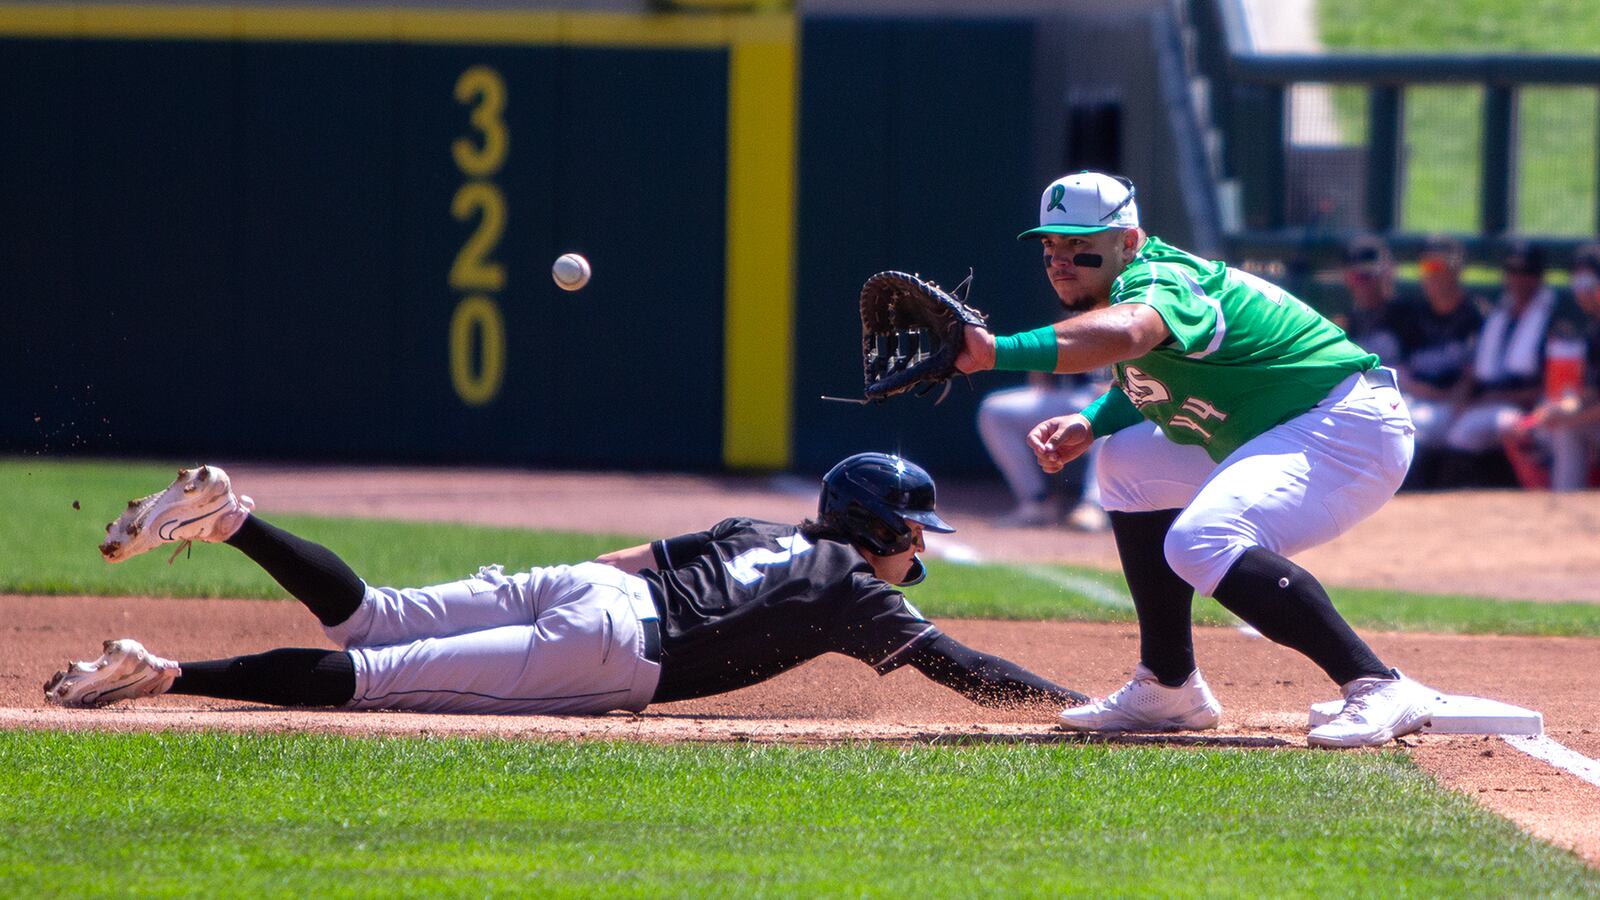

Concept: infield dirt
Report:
left=3, top=465, right=1597, bottom=864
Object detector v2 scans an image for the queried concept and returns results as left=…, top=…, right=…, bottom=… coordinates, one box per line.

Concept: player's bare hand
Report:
left=1028, top=414, right=1094, bottom=474
left=955, top=325, right=997, bottom=374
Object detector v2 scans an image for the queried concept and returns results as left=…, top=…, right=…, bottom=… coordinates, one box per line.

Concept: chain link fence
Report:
left=1399, top=84, right=1484, bottom=233
left=1515, top=86, right=1599, bottom=236
left=1284, top=82, right=1368, bottom=229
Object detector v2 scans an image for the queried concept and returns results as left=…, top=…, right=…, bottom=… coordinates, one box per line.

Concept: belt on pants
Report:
left=623, top=577, right=665, bottom=665
left=1360, top=367, right=1399, bottom=390
left=640, top=618, right=663, bottom=664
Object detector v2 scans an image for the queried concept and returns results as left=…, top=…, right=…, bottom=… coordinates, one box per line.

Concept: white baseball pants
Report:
left=1546, top=420, right=1600, bottom=491
left=1097, top=369, right=1415, bottom=596
left=1444, top=402, right=1523, bottom=452
left=1403, top=396, right=1459, bottom=449
left=977, top=382, right=1104, bottom=505
left=323, top=562, right=662, bottom=714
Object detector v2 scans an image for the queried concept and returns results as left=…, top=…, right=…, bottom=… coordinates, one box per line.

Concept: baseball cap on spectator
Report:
left=1502, top=241, right=1547, bottom=277
left=1342, top=235, right=1391, bottom=274
left=1419, top=234, right=1465, bottom=274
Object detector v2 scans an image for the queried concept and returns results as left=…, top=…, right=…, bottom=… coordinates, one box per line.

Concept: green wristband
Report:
left=1081, top=388, right=1144, bottom=437
left=992, top=325, right=1059, bottom=372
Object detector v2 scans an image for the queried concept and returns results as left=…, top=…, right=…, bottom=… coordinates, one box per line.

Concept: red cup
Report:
left=1545, top=338, right=1585, bottom=402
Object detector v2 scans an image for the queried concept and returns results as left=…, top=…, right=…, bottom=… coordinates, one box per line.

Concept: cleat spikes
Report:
left=44, top=639, right=180, bottom=708
left=97, top=465, right=251, bottom=563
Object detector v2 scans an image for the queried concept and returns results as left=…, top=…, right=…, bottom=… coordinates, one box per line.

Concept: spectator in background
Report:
left=1437, top=241, right=1560, bottom=486
left=1523, top=245, right=1600, bottom=491
left=1337, top=234, right=1401, bottom=363
left=1385, top=235, right=1486, bottom=488
left=978, top=369, right=1109, bottom=530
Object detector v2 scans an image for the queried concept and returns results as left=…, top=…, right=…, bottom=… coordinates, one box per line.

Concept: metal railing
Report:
left=1186, top=0, right=1600, bottom=268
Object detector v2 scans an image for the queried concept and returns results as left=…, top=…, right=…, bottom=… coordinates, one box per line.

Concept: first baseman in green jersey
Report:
left=956, top=171, right=1438, bottom=748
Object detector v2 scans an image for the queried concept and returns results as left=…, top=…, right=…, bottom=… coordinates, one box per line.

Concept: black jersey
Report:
left=639, top=518, right=940, bottom=703
left=1346, top=304, right=1402, bottom=364
left=1387, top=297, right=1484, bottom=390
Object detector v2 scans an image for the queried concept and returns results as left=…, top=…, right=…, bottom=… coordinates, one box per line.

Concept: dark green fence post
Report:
left=1232, top=81, right=1285, bottom=230
left=1190, top=0, right=1231, bottom=143
left=1366, top=84, right=1401, bottom=231
left=1481, top=84, right=1514, bottom=236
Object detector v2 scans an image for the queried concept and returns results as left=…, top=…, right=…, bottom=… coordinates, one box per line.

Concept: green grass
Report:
left=1, top=731, right=1595, bottom=897
left=1316, top=0, right=1600, bottom=236
left=1399, top=85, right=1486, bottom=234
left=1, top=458, right=637, bottom=599
left=6, top=458, right=1600, bottom=636
left=920, top=560, right=1600, bottom=637
left=1319, top=0, right=1600, bottom=55
left=1515, top=86, right=1600, bottom=236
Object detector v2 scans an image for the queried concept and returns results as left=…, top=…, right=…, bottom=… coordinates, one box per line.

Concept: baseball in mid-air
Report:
left=552, top=253, right=591, bottom=291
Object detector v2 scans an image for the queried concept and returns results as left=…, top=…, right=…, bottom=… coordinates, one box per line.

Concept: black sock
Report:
left=170, top=649, right=355, bottom=706
left=225, top=515, right=364, bottom=627
left=1211, top=547, right=1391, bottom=685
left=1109, top=509, right=1196, bottom=687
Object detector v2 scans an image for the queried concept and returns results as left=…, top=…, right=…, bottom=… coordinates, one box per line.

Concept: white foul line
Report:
left=926, top=537, right=1132, bottom=611
left=934, top=537, right=1600, bottom=794
left=925, top=537, right=1256, bottom=635
left=1502, top=734, right=1600, bottom=789
left=1015, top=563, right=1134, bottom=611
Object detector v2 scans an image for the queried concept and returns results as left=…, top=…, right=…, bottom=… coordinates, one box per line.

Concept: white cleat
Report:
left=43, top=639, right=180, bottom=708
left=99, top=465, right=255, bottom=563
left=1057, top=664, right=1223, bottom=732
left=1307, top=670, right=1438, bottom=748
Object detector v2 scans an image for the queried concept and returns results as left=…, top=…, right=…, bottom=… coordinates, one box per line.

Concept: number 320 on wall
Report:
left=449, top=65, right=508, bottom=407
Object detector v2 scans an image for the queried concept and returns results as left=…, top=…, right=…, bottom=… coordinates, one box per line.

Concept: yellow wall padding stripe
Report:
left=0, top=5, right=793, bottom=47
left=721, top=16, right=797, bottom=469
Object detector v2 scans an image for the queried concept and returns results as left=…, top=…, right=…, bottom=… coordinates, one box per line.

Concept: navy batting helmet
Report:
left=818, top=453, right=954, bottom=585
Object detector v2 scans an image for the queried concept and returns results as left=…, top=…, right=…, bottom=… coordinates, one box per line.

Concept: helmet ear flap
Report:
left=819, top=504, right=912, bottom=556
left=850, top=502, right=914, bottom=555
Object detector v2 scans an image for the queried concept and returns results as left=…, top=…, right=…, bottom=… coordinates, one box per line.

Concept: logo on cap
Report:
left=1018, top=171, right=1140, bottom=241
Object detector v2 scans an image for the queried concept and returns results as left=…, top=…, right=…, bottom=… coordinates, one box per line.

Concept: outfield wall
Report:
left=0, top=5, right=1187, bottom=474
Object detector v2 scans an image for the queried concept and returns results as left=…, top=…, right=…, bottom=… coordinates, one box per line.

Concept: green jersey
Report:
left=1083, top=236, right=1378, bottom=461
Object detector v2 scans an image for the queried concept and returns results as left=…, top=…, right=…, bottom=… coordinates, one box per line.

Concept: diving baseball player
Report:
left=46, top=455, right=1089, bottom=714
left=955, top=171, right=1434, bottom=748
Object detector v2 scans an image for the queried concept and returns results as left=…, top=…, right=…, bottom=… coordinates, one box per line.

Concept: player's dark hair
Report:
left=797, top=517, right=855, bottom=546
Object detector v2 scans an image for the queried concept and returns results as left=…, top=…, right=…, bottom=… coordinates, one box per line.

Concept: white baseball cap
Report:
left=1017, top=171, right=1139, bottom=240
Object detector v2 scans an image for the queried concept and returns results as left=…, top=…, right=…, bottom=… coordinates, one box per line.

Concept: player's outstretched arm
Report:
left=953, top=324, right=998, bottom=373
left=1038, top=304, right=1170, bottom=372
left=594, top=543, right=657, bottom=574
left=959, top=305, right=1170, bottom=376
left=904, top=633, right=1089, bottom=708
